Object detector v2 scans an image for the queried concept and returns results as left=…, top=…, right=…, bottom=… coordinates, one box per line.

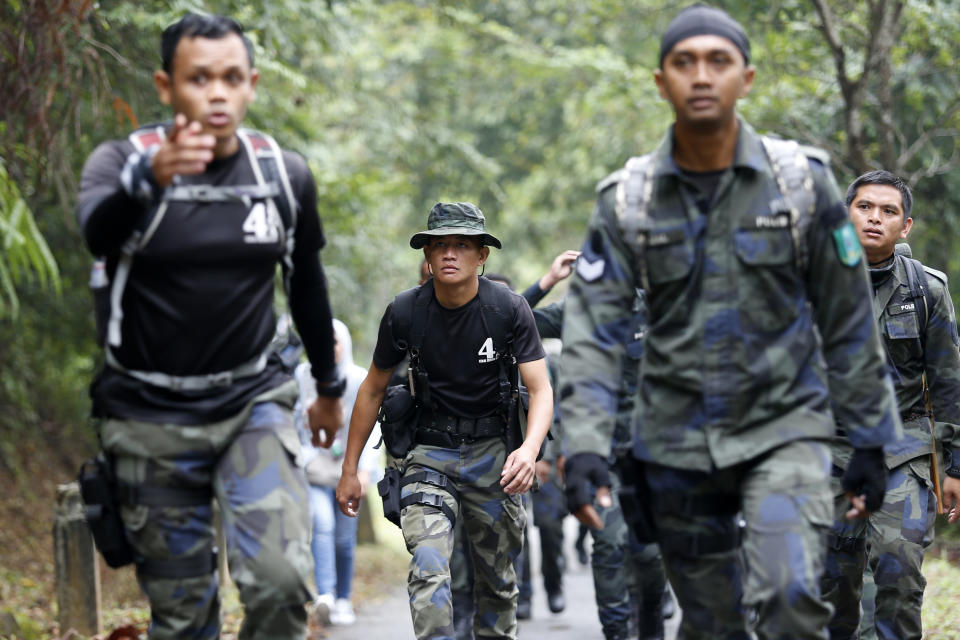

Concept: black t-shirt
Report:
left=77, top=136, right=328, bottom=424
left=373, top=286, right=545, bottom=419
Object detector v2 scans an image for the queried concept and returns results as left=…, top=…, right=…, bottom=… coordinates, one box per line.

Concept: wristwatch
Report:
left=315, top=376, right=346, bottom=398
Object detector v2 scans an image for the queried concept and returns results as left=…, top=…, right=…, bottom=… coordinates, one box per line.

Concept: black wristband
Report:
left=315, top=376, right=346, bottom=398
left=946, top=448, right=960, bottom=479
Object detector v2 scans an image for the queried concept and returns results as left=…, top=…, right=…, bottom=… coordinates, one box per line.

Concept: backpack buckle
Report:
left=205, top=371, right=233, bottom=388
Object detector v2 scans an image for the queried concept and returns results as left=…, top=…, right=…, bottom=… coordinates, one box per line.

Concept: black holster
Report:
left=78, top=453, right=136, bottom=568
left=378, top=385, right=419, bottom=459
left=378, top=466, right=402, bottom=528
left=615, top=453, right=658, bottom=545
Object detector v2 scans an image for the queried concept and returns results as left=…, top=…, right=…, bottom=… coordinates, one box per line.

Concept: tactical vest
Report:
left=612, top=136, right=817, bottom=292
left=92, top=125, right=298, bottom=391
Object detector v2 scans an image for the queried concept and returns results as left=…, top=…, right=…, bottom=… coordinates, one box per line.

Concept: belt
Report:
left=417, top=410, right=505, bottom=439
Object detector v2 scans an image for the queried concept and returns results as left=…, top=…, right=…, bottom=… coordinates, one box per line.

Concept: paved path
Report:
left=326, top=516, right=681, bottom=639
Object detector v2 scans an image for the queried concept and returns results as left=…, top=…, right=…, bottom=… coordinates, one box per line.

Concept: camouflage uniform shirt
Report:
left=561, top=120, right=902, bottom=471
left=832, top=254, right=960, bottom=469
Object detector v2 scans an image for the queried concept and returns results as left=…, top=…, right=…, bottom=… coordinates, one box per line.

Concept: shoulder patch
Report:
left=832, top=222, right=862, bottom=267
left=595, top=168, right=625, bottom=194
left=576, top=256, right=605, bottom=282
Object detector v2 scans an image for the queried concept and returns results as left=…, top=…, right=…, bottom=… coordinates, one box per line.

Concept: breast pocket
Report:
left=734, top=228, right=801, bottom=332
left=884, top=302, right=922, bottom=363
left=645, top=226, right=694, bottom=286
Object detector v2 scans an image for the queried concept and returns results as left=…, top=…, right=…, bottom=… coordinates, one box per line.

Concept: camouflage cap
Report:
left=409, top=202, right=502, bottom=250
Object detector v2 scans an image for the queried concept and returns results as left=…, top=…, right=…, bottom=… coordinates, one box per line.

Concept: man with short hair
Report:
left=559, top=5, right=901, bottom=638
left=821, top=170, right=960, bottom=639
left=77, top=13, right=342, bottom=638
left=337, top=202, right=553, bottom=640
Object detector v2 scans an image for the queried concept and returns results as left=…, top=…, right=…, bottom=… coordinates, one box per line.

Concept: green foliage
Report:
left=1, top=0, right=960, bottom=458
left=0, top=157, right=59, bottom=319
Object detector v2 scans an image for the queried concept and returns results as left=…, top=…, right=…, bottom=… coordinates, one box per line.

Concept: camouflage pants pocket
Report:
left=866, top=459, right=936, bottom=640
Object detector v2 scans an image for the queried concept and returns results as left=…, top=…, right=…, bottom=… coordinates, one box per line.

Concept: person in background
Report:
left=821, top=170, right=960, bottom=639
left=296, top=319, right=381, bottom=627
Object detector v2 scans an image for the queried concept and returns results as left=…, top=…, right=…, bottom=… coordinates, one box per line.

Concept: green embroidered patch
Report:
left=833, top=222, right=862, bottom=267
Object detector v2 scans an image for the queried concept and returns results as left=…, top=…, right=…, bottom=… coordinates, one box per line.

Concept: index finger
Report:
left=168, top=113, right=189, bottom=141
left=574, top=503, right=604, bottom=530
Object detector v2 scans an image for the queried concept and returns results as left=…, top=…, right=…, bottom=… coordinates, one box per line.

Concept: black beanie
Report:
left=659, top=4, right=751, bottom=67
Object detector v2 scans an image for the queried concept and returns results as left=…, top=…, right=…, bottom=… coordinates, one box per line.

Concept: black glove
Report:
left=841, top=448, right=887, bottom=512
left=563, top=452, right=611, bottom=513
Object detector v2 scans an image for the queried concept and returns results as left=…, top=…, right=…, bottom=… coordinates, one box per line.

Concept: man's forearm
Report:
left=341, top=382, right=385, bottom=474
left=521, top=386, right=553, bottom=454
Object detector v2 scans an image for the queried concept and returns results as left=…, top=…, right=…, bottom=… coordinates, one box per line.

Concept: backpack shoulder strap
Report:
left=759, top=136, right=817, bottom=276
left=236, top=129, right=297, bottom=233
left=390, top=278, right=433, bottom=353
left=615, top=153, right=656, bottom=292
left=477, top=276, right=516, bottom=356
left=237, top=129, right=298, bottom=296
left=901, top=255, right=932, bottom=334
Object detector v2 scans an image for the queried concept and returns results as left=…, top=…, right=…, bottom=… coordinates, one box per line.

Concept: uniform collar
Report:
left=651, top=118, right=767, bottom=178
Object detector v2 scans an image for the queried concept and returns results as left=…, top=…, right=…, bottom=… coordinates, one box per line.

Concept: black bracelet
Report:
left=315, top=376, right=346, bottom=398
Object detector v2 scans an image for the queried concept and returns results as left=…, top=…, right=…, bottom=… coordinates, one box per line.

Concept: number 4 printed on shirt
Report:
left=243, top=202, right=280, bottom=244
left=478, top=337, right=497, bottom=364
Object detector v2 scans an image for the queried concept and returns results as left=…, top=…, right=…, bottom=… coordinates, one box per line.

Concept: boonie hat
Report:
left=409, top=202, right=502, bottom=250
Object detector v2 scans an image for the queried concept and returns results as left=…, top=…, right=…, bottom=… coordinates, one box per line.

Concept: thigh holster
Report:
left=117, top=479, right=217, bottom=579
left=400, top=468, right=460, bottom=527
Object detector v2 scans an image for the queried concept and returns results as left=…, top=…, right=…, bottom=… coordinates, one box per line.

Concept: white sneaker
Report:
left=331, top=597, right=356, bottom=626
left=313, top=592, right=335, bottom=624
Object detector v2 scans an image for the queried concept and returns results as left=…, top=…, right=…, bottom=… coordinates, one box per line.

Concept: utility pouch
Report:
left=378, top=385, right=419, bottom=458
left=615, top=453, right=658, bottom=544
left=378, top=466, right=402, bottom=528
left=78, top=453, right=136, bottom=568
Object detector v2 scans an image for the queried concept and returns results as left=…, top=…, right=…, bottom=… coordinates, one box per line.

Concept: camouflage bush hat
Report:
left=409, top=202, right=502, bottom=249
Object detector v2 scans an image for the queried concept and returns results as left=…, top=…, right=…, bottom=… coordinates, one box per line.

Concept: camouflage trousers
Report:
left=644, top=438, right=833, bottom=640
left=593, top=472, right=666, bottom=640
left=517, top=477, right=566, bottom=603
left=450, top=517, right=476, bottom=640
left=400, top=437, right=526, bottom=640
left=821, top=457, right=937, bottom=640
left=101, top=381, right=313, bottom=640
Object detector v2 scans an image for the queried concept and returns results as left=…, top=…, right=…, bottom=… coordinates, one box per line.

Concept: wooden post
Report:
left=53, top=482, right=102, bottom=637
left=356, top=489, right=377, bottom=545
